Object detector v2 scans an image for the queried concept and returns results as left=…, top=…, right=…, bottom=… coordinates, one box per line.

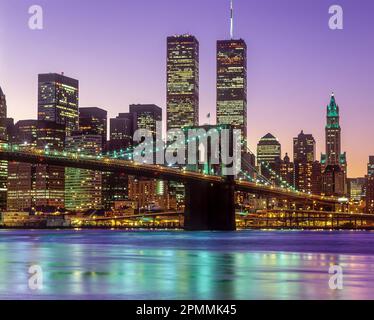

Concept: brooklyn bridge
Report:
left=0, top=144, right=344, bottom=231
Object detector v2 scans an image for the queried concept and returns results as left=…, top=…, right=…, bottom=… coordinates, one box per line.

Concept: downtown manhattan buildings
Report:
left=0, top=5, right=373, bottom=218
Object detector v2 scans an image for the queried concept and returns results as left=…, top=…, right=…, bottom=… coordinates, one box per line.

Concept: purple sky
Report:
left=0, top=0, right=373, bottom=177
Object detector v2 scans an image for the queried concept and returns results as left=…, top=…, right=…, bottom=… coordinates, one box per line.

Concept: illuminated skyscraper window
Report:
left=130, top=104, right=162, bottom=137
left=321, top=93, right=347, bottom=196
left=38, top=73, right=79, bottom=137
left=79, top=107, right=107, bottom=149
left=35, top=121, right=66, bottom=209
left=7, top=120, right=38, bottom=212
left=216, top=39, right=247, bottom=147
left=366, top=156, right=374, bottom=213
left=167, top=35, right=199, bottom=130
left=0, top=87, right=6, bottom=120
left=65, top=134, right=103, bottom=211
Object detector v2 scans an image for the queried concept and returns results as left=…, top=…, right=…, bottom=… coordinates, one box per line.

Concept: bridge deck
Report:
left=0, top=148, right=339, bottom=205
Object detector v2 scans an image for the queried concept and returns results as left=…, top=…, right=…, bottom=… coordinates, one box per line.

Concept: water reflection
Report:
left=0, top=230, right=374, bottom=299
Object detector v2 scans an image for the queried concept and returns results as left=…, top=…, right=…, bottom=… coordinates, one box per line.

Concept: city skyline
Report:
left=1, top=0, right=374, bottom=177
left=1, top=1, right=374, bottom=303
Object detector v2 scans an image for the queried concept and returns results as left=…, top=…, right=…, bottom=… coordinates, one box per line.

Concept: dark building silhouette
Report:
left=167, top=35, right=199, bottom=130
left=13, top=120, right=38, bottom=147
left=109, top=113, right=133, bottom=152
left=130, top=104, right=162, bottom=136
left=0, top=118, right=15, bottom=145
left=79, top=107, right=107, bottom=149
left=280, top=153, right=295, bottom=188
left=105, top=104, right=162, bottom=210
left=294, top=131, right=315, bottom=163
left=7, top=120, right=38, bottom=211
left=106, top=111, right=137, bottom=210
left=35, top=121, right=66, bottom=210
left=293, top=131, right=317, bottom=193
left=0, top=86, right=9, bottom=210
left=109, top=104, right=162, bottom=152
left=369, top=156, right=374, bottom=176
left=0, top=87, right=8, bottom=141
left=322, top=164, right=346, bottom=197
left=128, top=104, right=164, bottom=211
left=8, top=117, right=105, bottom=212
left=366, top=156, right=374, bottom=213
left=0, top=86, right=6, bottom=119
left=105, top=112, right=134, bottom=209
left=311, top=161, right=322, bottom=195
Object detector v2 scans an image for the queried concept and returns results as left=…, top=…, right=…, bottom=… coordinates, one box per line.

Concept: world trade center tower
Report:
left=167, top=34, right=199, bottom=130
left=216, top=39, right=247, bottom=148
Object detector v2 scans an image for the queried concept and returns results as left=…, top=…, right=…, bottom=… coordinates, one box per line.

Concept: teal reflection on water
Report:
left=0, top=230, right=374, bottom=299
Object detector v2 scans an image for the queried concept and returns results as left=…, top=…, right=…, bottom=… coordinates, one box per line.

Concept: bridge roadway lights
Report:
left=184, top=178, right=236, bottom=231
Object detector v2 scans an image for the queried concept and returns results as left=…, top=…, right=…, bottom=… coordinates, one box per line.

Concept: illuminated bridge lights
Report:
left=0, top=145, right=340, bottom=205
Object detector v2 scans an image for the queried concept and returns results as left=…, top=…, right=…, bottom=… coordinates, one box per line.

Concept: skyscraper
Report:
left=322, top=94, right=344, bottom=166
left=105, top=113, right=134, bottom=210
left=109, top=113, right=133, bottom=152
left=38, top=73, right=79, bottom=137
left=366, top=156, right=374, bottom=214
left=127, top=104, right=166, bottom=211
left=104, top=104, right=163, bottom=210
left=293, top=131, right=316, bottom=163
left=0, top=87, right=13, bottom=210
left=322, top=164, right=346, bottom=197
left=257, top=133, right=281, bottom=165
left=167, top=34, right=199, bottom=130
left=7, top=120, right=38, bottom=211
left=79, top=107, right=107, bottom=149
left=293, top=131, right=317, bottom=193
left=216, top=39, right=247, bottom=146
left=65, top=133, right=103, bottom=211
left=321, top=93, right=347, bottom=196
left=130, top=104, right=162, bottom=136
left=68, top=108, right=106, bottom=211
left=216, top=0, right=248, bottom=146
left=369, top=156, right=374, bottom=176
left=257, top=133, right=281, bottom=184
left=12, top=120, right=38, bottom=148
left=35, top=121, right=66, bottom=210
left=280, top=153, right=295, bottom=188
left=348, top=178, right=366, bottom=203
left=6, top=120, right=56, bottom=212
left=0, top=86, right=6, bottom=119
left=295, top=162, right=314, bottom=193
left=311, top=161, right=322, bottom=195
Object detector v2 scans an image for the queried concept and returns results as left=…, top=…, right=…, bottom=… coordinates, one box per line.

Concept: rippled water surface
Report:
left=1, top=229, right=374, bottom=300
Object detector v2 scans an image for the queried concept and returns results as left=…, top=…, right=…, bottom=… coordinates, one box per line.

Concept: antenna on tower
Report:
left=229, top=0, right=235, bottom=39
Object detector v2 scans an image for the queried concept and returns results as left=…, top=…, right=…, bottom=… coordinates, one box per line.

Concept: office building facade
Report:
left=38, top=73, right=79, bottom=137
left=216, top=39, right=247, bottom=147
left=65, top=134, right=103, bottom=211
left=366, top=156, right=374, bottom=213
left=79, top=107, right=107, bottom=149
left=167, top=35, right=199, bottom=130
left=321, top=93, right=347, bottom=196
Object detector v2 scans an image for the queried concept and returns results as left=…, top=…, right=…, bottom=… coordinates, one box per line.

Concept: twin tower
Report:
left=166, top=34, right=247, bottom=148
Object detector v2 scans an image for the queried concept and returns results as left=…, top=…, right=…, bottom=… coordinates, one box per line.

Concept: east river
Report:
left=0, top=229, right=374, bottom=299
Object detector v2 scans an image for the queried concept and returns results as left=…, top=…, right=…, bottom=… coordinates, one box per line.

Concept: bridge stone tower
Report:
left=184, top=177, right=236, bottom=231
